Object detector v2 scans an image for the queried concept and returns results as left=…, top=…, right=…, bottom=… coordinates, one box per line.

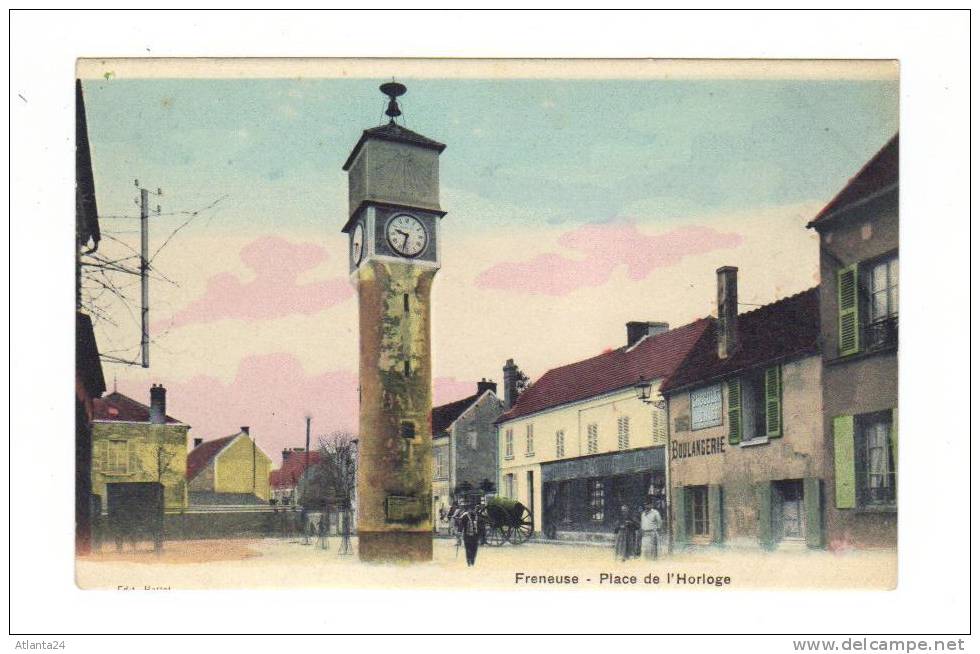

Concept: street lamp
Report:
left=634, top=376, right=654, bottom=403
left=634, top=376, right=667, bottom=410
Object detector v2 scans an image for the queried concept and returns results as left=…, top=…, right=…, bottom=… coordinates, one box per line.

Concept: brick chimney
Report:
left=241, top=426, right=250, bottom=436
left=717, top=266, right=739, bottom=359
left=149, top=384, right=166, bottom=424
left=193, top=438, right=203, bottom=448
left=626, top=321, right=670, bottom=348
left=477, top=378, right=497, bottom=396
left=502, top=359, right=519, bottom=410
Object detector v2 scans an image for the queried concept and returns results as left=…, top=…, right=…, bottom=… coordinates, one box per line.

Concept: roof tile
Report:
left=92, top=391, right=181, bottom=424
left=499, top=319, right=712, bottom=423
left=808, top=134, right=898, bottom=228
left=660, top=287, right=821, bottom=393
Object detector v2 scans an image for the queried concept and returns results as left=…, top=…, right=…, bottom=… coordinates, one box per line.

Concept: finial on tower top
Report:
left=380, top=81, right=407, bottom=122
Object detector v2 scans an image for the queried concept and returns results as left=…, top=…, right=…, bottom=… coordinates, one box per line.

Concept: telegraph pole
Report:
left=140, top=187, right=150, bottom=368
left=305, top=416, right=312, bottom=469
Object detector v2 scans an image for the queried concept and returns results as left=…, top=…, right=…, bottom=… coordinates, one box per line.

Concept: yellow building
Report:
left=187, top=427, right=272, bottom=504
left=91, top=386, right=189, bottom=510
left=497, top=320, right=711, bottom=541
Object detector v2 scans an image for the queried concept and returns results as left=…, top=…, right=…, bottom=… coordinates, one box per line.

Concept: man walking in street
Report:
left=460, top=507, right=481, bottom=567
left=640, top=499, right=663, bottom=560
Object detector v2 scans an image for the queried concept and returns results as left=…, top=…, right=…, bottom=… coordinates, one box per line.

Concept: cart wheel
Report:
left=509, top=506, right=534, bottom=544
left=486, top=525, right=508, bottom=546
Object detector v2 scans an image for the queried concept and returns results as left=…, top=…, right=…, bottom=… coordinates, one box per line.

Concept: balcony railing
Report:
left=865, top=315, right=898, bottom=352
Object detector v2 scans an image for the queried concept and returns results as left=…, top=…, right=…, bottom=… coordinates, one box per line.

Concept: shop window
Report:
left=555, top=430, right=565, bottom=458
left=525, top=424, right=535, bottom=457
left=504, top=429, right=514, bottom=459
left=587, top=423, right=598, bottom=454
left=856, top=412, right=896, bottom=506
left=690, top=384, right=723, bottom=429
left=686, top=485, right=709, bottom=537
left=558, top=481, right=572, bottom=524
left=617, top=416, right=630, bottom=450
left=589, top=479, right=605, bottom=522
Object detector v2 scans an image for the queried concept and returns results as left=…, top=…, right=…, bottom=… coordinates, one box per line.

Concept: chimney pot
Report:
left=716, top=266, right=739, bottom=359
left=477, top=379, right=498, bottom=396
left=502, top=359, right=519, bottom=409
left=149, top=384, right=167, bottom=424
left=241, top=426, right=250, bottom=435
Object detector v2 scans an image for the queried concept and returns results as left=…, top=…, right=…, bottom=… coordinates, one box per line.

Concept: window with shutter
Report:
left=651, top=407, right=667, bottom=445
left=838, top=264, right=860, bottom=356
left=833, top=415, right=856, bottom=509
left=525, top=424, right=534, bottom=456
left=726, top=379, right=742, bottom=444
left=504, top=429, right=514, bottom=459
left=617, top=416, right=630, bottom=450
left=555, top=430, right=565, bottom=458
left=587, top=423, right=598, bottom=454
left=764, top=365, right=782, bottom=437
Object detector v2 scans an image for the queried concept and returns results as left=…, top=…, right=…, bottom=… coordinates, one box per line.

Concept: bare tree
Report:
left=299, top=431, right=358, bottom=529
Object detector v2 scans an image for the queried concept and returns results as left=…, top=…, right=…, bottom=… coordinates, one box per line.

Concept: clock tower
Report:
left=341, top=82, right=446, bottom=562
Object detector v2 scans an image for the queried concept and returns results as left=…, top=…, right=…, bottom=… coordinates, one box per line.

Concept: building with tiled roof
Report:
left=186, top=427, right=272, bottom=505
left=431, top=380, right=503, bottom=533
left=808, top=134, right=898, bottom=550
left=90, top=386, right=190, bottom=510
left=663, top=267, right=827, bottom=551
left=497, top=318, right=712, bottom=541
left=269, top=450, right=322, bottom=506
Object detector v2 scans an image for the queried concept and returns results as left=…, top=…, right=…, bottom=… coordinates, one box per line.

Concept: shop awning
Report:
left=541, top=447, right=664, bottom=483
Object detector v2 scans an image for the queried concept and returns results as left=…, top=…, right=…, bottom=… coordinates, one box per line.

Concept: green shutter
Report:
left=673, top=487, right=688, bottom=544
left=726, top=378, right=742, bottom=445
left=803, top=477, right=823, bottom=548
left=756, top=483, right=774, bottom=549
left=838, top=264, right=860, bottom=356
left=764, top=365, right=782, bottom=437
left=708, top=484, right=723, bottom=544
left=833, top=415, right=857, bottom=509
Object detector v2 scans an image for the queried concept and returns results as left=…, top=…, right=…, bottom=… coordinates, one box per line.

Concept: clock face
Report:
left=351, top=223, right=364, bottom=266
left=385, top=214, right=428, bottom=258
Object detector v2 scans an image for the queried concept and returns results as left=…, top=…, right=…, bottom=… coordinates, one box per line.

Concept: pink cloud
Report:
left=475, top=221, right=742, bottom=296
left=117, top=357, right=491, bottom=465
left=157, top=236, right=353, bottom=331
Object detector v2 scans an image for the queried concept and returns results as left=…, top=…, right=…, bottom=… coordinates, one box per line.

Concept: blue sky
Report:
left=84, top=77, right=898, bottom=232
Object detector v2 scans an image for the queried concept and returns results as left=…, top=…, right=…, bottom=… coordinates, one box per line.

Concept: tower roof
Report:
left=342, top=122, right=446, bottom=171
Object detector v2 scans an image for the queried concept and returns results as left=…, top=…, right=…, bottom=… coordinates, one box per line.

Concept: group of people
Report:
left=614, top=499, right=664, bottom=561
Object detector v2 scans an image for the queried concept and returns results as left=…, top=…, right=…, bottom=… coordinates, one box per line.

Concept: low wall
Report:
left=93, top=509, right=354, bottom=543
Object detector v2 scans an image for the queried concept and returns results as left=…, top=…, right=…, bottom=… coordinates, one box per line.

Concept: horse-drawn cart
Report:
left=480, top=496, right=534, bottom=546
left=448, top=493, right=534, bottom=546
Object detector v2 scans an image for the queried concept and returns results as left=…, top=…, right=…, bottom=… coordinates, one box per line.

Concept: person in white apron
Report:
left=640, top=500, right=663, bottom=560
